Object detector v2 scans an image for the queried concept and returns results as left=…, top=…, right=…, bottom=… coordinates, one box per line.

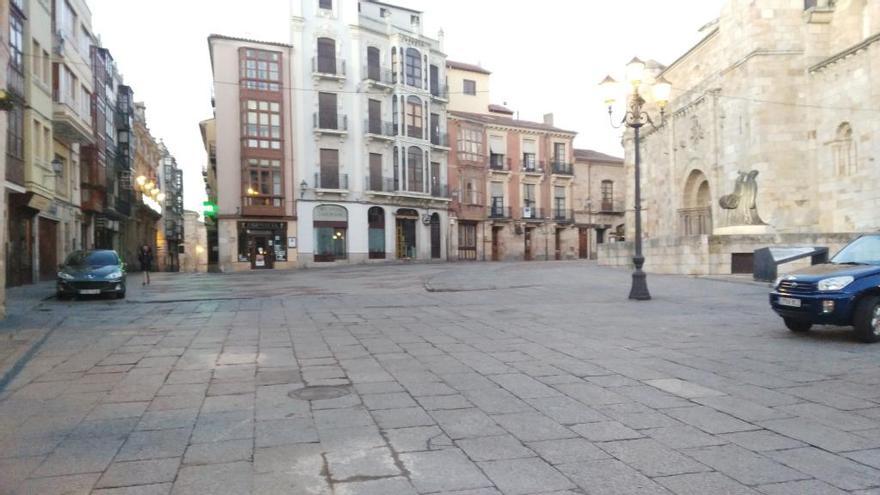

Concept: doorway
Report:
left=491, top=226, right=502, bottom=261
left=430, top=213, right=441, bottom=259
left=578, top=228, right=589, bottom=259
left=554, top=228, right=562, bottom=261
left=39, top=218, right=58, bottom=282
left=524, top=227, right=534, bottom=261
left=250, top=234, right=274, bottom=269
left=396, top=209, right=418, bottom=259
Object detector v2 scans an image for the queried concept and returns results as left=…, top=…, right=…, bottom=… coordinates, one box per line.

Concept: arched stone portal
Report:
left=679, top=170, right=713, bottom=235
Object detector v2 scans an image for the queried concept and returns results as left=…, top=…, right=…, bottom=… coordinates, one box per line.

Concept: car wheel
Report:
left=853, top=295, right=880, bottom=344
left=784, top=318, right=812, bottom=333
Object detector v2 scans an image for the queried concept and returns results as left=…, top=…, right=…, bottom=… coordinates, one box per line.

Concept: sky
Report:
left=88, top=0, right=726, bottom=212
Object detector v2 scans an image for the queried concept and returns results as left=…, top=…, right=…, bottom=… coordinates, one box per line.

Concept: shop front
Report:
left=238, top=221, right=287, bottom=269
left=313, top=205, right=348, bottom=263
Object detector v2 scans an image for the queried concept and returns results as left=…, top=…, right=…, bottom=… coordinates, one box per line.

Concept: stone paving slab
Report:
left=1, top=262, right=880, bottom=494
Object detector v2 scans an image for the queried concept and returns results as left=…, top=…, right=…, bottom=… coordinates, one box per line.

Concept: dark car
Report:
left=57, top=250, right=127, bottom=300
left=770, top=234, right=880, bottom=343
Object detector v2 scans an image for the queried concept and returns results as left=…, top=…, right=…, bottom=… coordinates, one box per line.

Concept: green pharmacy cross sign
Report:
left=203, top=201, right=218, bottom=218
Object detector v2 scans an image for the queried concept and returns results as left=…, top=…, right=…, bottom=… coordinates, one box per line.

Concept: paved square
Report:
left=2, top=262, right=880, bottom=494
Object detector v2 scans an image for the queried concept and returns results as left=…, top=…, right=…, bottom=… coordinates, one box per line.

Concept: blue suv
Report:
left=770, top=234, right=880, bottom=343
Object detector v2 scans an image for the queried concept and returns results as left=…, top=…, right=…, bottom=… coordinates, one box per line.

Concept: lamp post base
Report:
left=629, top=255, right=651, bottom=301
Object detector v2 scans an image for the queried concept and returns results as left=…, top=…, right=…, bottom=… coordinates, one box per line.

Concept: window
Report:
left=463, top=79, right=476, bottom=95
left=7, top=104, right=24, bottom=162
left=554, top=185, right=566, bottom=214
left=832, top=122, right=855, bottom=176
left=601, top=180, right=614, bottom=210
left=318, top=92, right=338, bottom=130
left=56, top=64, right=78, bottom=106
left=59, top=1, right=77, bottom=40
left=80, top=85, right=91, bottom=120
left=317, top=38, right=336, bottom=74
left=242, top=100, right=282, bottom=150
left=406, top=146, right=423, bottom=192
left=405, top=48, right=421, bottom=88
left=391, top=47, right=398, bottom=84
left=406, top=96, right=423, bottom=138
left=319, top=0, right=332, bottom=9
left=319, top=148, right=340, bottom=189
left=366, top=46, right=381, bottom=81
left=369, top=153, right=383, bottom=191
left=79, top=26, right=91, bottom=59
left=490, top=182, right=504, bottom=215
left=244, top=158, right=282, bottom=207
left=523, top=183, right=535, bottom=208
left=411, top=15, right=420, bottom=26
left=240, top=49, right=281, bottom=91
left=457, top=126, right=482, bottom=162
left=42, top=49, right=50, bottom=85
left=554, top=142, right=566, bottom=162
left=522, top=139, right=537, bottom=170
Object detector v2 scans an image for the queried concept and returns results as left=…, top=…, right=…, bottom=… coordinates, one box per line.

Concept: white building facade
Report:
left=291, top=0, right=451, bottom=267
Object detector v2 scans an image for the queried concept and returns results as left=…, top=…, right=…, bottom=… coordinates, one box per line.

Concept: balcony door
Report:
left=317, top=38, right=336, bottom=74
left=320, top=149, right=339, bottom=189
left=367, top=47, right=380, bottom=81
left=369, top=153, right=383, bottom=191
left=319, top=92, right=338, bottom=129
left=430, top=65, right=439, bottom=95
left=430, top=162, right=441, bottom=196
left=368, top=99, right=381, bottom=134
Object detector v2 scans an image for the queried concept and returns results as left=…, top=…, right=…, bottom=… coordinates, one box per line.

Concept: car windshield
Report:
left=65, top=251, right=119, bottom=268
left=831, top=236, right=880, bottom=265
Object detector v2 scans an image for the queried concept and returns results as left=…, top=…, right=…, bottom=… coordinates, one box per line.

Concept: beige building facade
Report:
left=600, top=0, right=879, bottom=275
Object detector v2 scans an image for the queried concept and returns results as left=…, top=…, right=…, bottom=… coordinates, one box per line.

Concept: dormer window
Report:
left=411, top=15, right=420, bottom=25
left=380, top=8, right=389, bottom=17
left=319, top=0, right=332, bottom=10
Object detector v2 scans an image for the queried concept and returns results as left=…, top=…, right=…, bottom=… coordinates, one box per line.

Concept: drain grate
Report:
left=290, top=386, right=351, bottom=400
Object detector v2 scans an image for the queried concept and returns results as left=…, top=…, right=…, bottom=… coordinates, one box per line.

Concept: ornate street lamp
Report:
left=600, top=57, right=671, bottom=301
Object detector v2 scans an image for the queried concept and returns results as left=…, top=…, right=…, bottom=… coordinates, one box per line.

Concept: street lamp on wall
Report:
left=600, top=57, right=672, bottom=301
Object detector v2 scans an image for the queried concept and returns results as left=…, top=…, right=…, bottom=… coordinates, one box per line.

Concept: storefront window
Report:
left=314, top=205, right=348, bottom=262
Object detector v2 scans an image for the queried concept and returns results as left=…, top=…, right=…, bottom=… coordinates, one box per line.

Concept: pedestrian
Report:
left=138, top=244, right=153, bottom=286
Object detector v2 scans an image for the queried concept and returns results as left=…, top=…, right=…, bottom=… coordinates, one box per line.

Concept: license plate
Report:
left=79, top=289, right=101, bottom=295
left=778, top=297, right=801, bottom=308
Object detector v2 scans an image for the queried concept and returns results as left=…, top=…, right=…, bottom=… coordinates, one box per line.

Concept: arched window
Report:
left=368, top=207, right=386, bottom=259
left=407, top=146, right=423, bottom=192
left=406, top=96, right=422, bottom=138
left=317, top=37, right=336, bottom=74
left=405, top=48, right=421, bottom=88
left=833, top=122, right=855, bottom=176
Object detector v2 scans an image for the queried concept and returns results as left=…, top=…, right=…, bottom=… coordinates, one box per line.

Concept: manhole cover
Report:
left=290, top=386, right=351, bottom=400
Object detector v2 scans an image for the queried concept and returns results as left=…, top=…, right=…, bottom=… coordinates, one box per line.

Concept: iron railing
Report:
left=431, top=132, right=449, bottom=147
left=312, top=57, right=346, bottom=77
left=314, top=112, right=348, bottom=132
left=489, top=155, right=511, bottom=171
left=552, top=209, right=575, bottom=223
left=521, top=206, right=545, bottom=220
left=363, top=65, right=393, bottom=85
left=365, top=119, right=394, bottom=137
left=315, top=172, right=349, bottom=190
left=551, top=161, right=574, bottom=175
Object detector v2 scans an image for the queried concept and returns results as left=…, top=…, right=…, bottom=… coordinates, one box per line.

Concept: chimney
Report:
left=543, top=113, right=554, bottom=126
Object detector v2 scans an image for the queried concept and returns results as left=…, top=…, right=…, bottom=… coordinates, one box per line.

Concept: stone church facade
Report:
left=600, top=0, right=879, bottom=275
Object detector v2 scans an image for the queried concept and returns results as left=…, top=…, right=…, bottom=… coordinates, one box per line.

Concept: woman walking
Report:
left=138, top=244, right=154, bottom=286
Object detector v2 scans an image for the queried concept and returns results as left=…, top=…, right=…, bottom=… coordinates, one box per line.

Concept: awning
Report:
left=489, top=136, right=505, bottom=154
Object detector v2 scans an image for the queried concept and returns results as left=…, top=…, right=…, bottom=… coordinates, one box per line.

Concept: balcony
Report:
left=80, top=146, right=107, bottom=192
left=312, top=57, right=346, bottom=80
left=53, top=88, right=95, bottom=144
left=314, top=172, right=349, bottom=191
left=7, top=63, right=24, bottom=98
left=489, top=155, right=511, bottom=173
left=365, top=119, right=395, bottom=141
left=314, top=113, right=348, bottom=136
left=430, top=83, right=449, bottom=102
left=521, top=155, right=545, bottom=174
left=552, top=209, right=575, bottom=224
left=430, top=184, right=451, bottom=199
left=430, top=132, right=450, bottom=150
left=521, top=206, right=545, bottom=221
left=242, top=195, right=284, bottom=217
left=365, top=176, right=395, bottom=193
left=599, top=200, right=625, bottom=214
left=488, top=204, right=512, bottom=220
left=551, top=161, right=574, bottom=176
left=363, top=65, right=394, bottom=90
